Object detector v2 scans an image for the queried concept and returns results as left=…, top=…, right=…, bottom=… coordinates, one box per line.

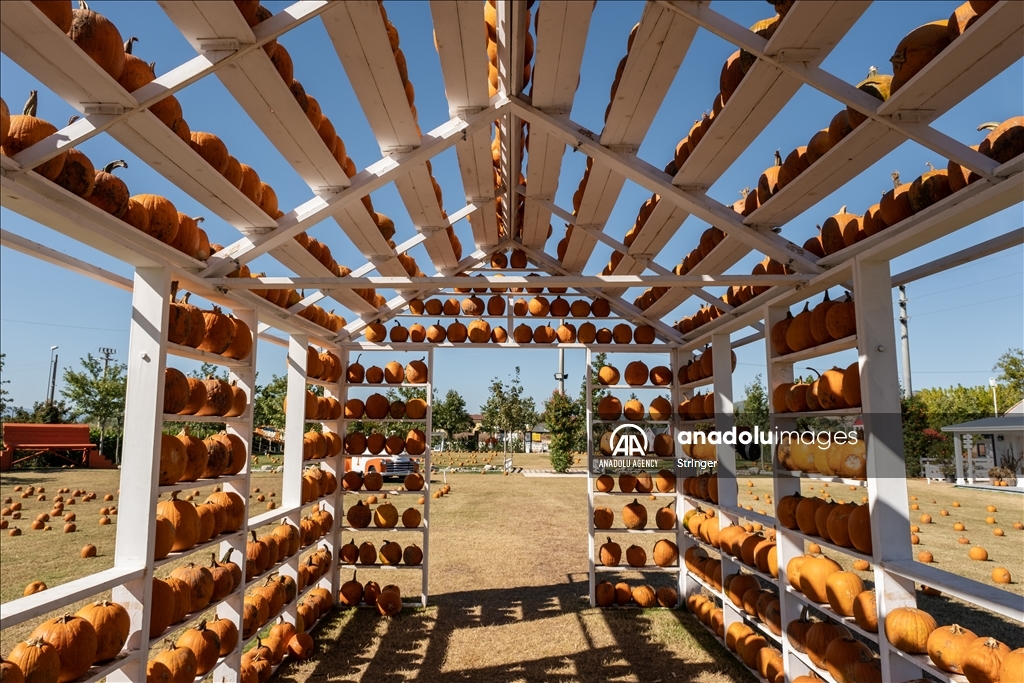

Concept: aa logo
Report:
left=610, top=424, right=648, bottom=458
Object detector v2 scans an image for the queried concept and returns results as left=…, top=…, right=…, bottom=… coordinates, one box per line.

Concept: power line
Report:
left=1, top=318, right=127, bottom=332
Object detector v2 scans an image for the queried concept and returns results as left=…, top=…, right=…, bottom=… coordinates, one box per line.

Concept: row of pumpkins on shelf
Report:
left=299, top=467, right=338, bottom=505
left=305, top=346, right=342, bottom=382
left=599, top=537, right=679, bottom=569
left=798, top=123, right=1021, bottom=257
left=341, top=428, right=426, bottom=458
left=363, top=319, right=659, bottom=345
left=245, top=512, right=333, bottom=583
left=776, top=434, right=868, bottom=480
left=409, top=294, right=612, bottom=318
left=157, top=428, right=246, bottom=487
left=772, top=363, right=863, bottom=414
left=301, top=429, right=342, bottom=461
left=778, top=493, right=873, bottom=554
left=2, top=94, right=227, bottom=264
left=594, top=395, right=672, bottom=422
left=343, top=472, right=425, bottom=494
left=287, top=390, right=341, bottom=421
left=339, top=574, right=410, bottom=617
left=163, top=369, right=248, bottom=419
left=772, top=290, right=857, bottom=356
left=167, top=286, right=253, bottom=360
left=344, top=499, right=422, bottom=530
left=595, top=582, right=678, bottom=609
left=595, top=470, right=676, bottom=494
left=153, top=489, right=244, bottom=558
left=346, top=356, right=429, bottom=384
left=344, top=394, right=427, bottom=420
left=339, top=539, right=424, bottom=567
left=343, top=429, right=422, bottom=458
left=785, top=553, right=1024, bottom=683
left=593, top=498, right=677, bottom=531
left=245, top=273, right=347, bottom=333
left=594, top=361, right=672, bottom=387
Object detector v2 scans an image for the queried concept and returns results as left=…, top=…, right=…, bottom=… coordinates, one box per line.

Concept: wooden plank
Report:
left=642, top=236, right=749, bottom=319
left=322, top=0, right=459, bottom=271
left=270, top=240, right=378, bottom=315
left=557, top=4, right=697, bottom=271
left=611, top=2, right=866, bottom=271
left=0, top=171, right=206, bottom=271
left=109, top=110, right=276, bottom=230
left=520, top=0, right=592, bottom=247
left=429, top=1, right=490, bottom=111
left=0, top=566, right=146, bottom=630
left=0, top=1, right=136, bottom=111
left=0, top=229, right=134, bottom=291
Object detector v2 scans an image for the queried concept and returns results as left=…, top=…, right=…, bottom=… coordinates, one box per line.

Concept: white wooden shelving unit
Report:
left=585, top=347, right=688, bottom=608
left=335, top=346, right=433, bottom=608
left=1, top=1, right=1022, bottom=682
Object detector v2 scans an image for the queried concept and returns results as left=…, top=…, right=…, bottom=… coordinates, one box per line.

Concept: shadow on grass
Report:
left=275, top=577, right=758, bottom=683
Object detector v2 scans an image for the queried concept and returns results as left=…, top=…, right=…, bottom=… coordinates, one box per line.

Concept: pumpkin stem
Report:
left=867, top=65, right=878, bottom=77
left=773, top=149, right=782, bottom=166
left=925, top=161, right=935, bottom=172
left=124, top=36, right=139, bottom=54
left=68, top=115, right=80, bottom=125
left=251, top=530, right=258, bottom=542
left=23, top=90, right=38, bottom=117
left=194, top=216, right=205, bottom=223
left=891, top=171, right=901, bottom=188
left=739, top=187, right=750, bottom=198
left=839, top=205, right=847, bottom=214
left=103, top=160, right=128, bottom=174
left=977, top=121, right=1000, bottom=131
left=221, top=547, right=234, bottom=564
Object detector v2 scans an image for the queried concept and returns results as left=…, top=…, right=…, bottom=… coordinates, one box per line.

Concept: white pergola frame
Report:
left=2, top=1, right=1023, bottom=682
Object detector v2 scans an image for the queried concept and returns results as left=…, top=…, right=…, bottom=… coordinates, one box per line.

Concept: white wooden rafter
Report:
left=321, top=0, right=461, bottom=273
left=558, top=2, right=698, bottom=273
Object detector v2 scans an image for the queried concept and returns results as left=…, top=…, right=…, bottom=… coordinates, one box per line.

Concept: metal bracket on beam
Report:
left=888, top=110, right=937, bottom=124
left=456, top=106, right=484, bottom=119
left=770, top=48, right=819, bottom=62
left=418, top=225, right=447, bottom=234
left=608, top=143, right=639, bottom=155
left=539, top=105, right=566, bottom=116
left=314, top=186, right=347, bottom=196
left=383, top=145, right=416, bottom=156
left=82, top=103, right=125, bottom=116
left=368, top=254, right=396, bottom=267
left=675, top=183, right=708, bottom=193
left=198, top=38, right=241, bottom=52
left=632, top=254, right=654, bottom=268
left=469, top=195, right=498, bottom=205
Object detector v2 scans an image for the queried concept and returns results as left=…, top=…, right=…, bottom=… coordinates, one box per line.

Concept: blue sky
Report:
left=1, top=1, right=1021, bottom=415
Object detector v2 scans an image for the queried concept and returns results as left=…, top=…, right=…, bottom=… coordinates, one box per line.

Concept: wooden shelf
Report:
left=770, top=335, right=857, bottom=364
left=594, top=565, right=681, bottom=573
left=167, top=343, right=252, bottom=368
left=777, top=527, right=872, bottom=564
left=153, top=530, right=245, bottom=568
left=783, top=586, right=879, bottom=644
left=158, top=474, right=246, bottom=496
left=339, top=563, right=423, bottom=571
left=771, top=408, right=862, bottom=419
left=163, top=414, right=246, bottom=423
left=775, top=470, right=866, bottom=487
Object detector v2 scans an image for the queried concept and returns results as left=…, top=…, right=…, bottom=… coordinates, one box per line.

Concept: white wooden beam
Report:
left=208, top=273, right=807, bottom=289
left=559, top=3, right=698, bottom=272
left=509, top=97, right=824, bottom=274
left=663, top=0, right=1022, bottom=227
left=321, top=1, right=459, bottom=272
left=199, top=100, right=509, bottom=275
left=1, top=229, right=133, bottom=290
left=519, top=0, right=593, bottom=248
left=890, top=227, right=1024, bottom=287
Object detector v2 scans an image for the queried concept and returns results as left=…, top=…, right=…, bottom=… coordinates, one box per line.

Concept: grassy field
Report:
left=2, top=461, right=1022, bottom=681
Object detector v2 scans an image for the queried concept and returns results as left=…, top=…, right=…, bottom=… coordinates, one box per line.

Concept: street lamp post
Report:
left=46, top=345, right=59, bottom=405
left=989, top=377, right=998, bottom=417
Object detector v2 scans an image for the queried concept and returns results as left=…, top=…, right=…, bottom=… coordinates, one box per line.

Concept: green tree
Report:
left=61, top=353, right=127, bottom=460
left=994, top=347, right=1024, bottom=404
left=735, top=373, right=769, bottom=465
left=432, top=389, right=474, bottom=445
left=901, top=392, right=931, bottom=477
left=543, top=389, right=581, bottom=472
left=481, top=367, right=537, bottom=455
left=4, top=401, right=72, bottom=424
left=253, top=373, right=287, bottom=429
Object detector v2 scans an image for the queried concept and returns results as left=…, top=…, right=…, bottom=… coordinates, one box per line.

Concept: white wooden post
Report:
left=711, top=332, right=742, bottom=634
left=109, top=266, right=170, bottom=683
left=854, top=257, right=920, bottom=683
left=585, top=347, right=596, bottom=607
left=954, top=432, right=966, bottom=484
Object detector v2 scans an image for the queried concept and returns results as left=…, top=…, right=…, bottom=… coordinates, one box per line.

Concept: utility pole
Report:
left=46, top=345, right=59, bottom=405
left=899, top=286, right=912, bottom=398
left=553, top=319, right=568, bottom=393
left=989, top=377, right=999, bottom=417
left=98, top=347, right=117, bottom=459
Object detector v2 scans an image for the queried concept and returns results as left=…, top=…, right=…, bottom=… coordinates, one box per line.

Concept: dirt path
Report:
left=278, top=470, right=755, bottom=683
